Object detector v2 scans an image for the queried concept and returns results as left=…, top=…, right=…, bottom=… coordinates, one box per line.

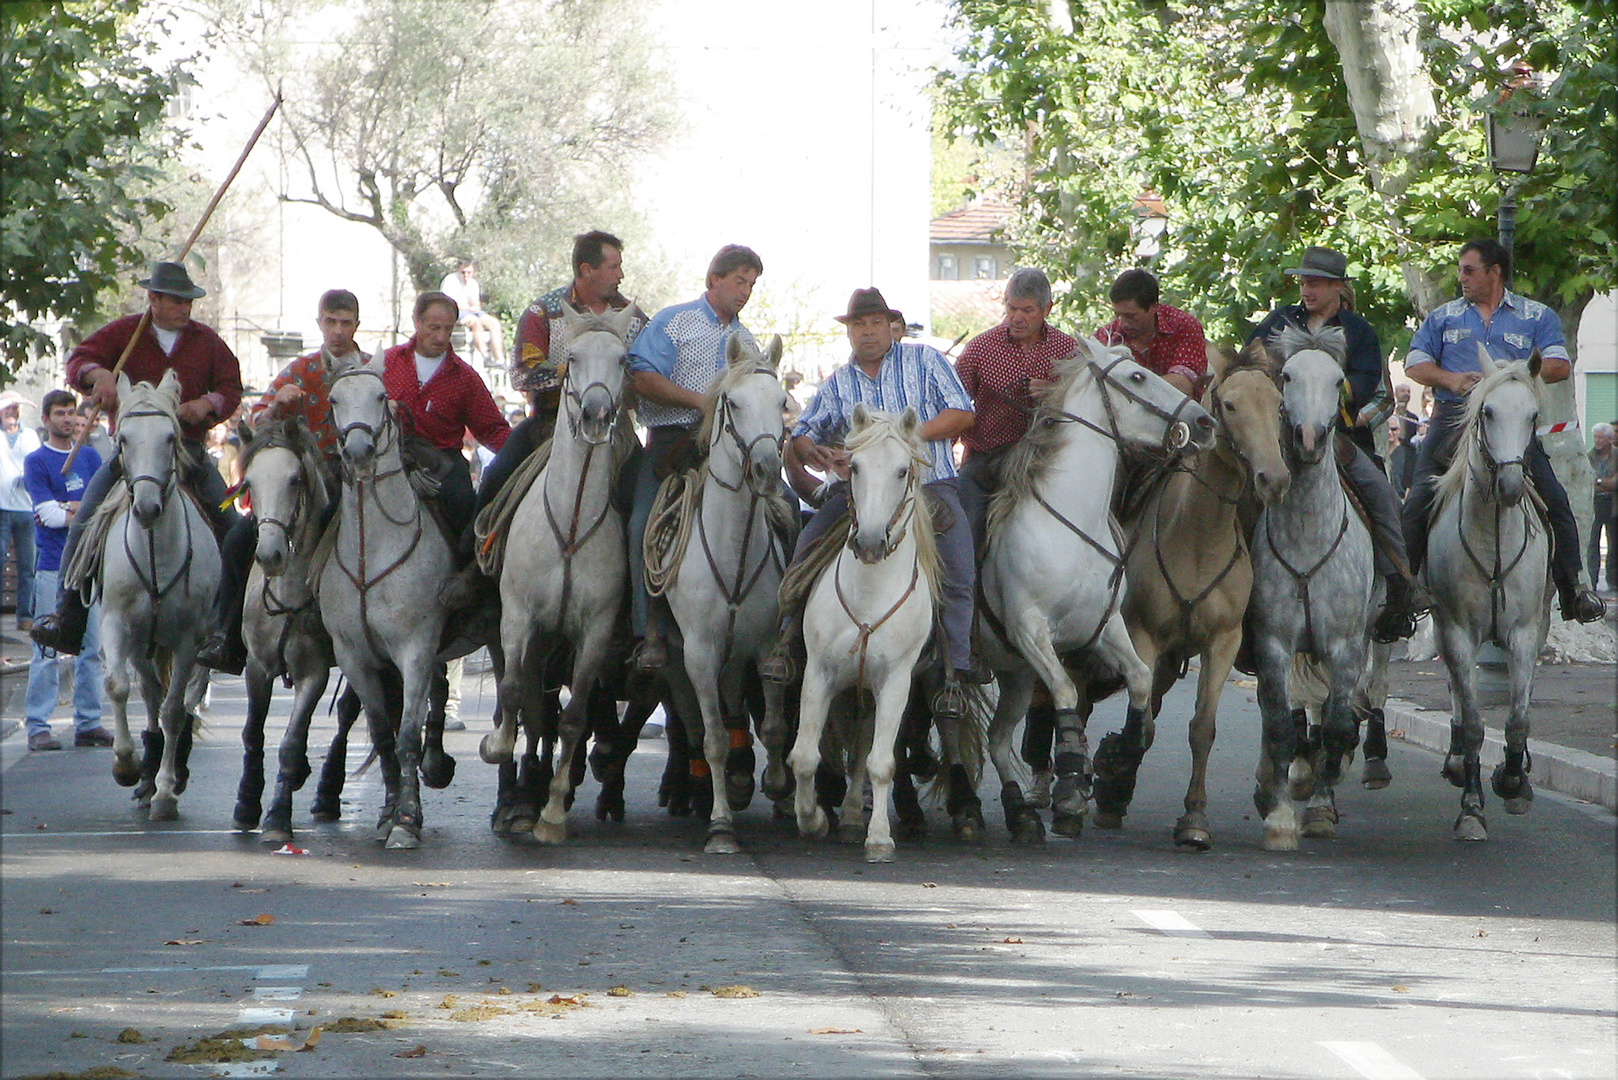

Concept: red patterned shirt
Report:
left=955, top=322, right=1080, bottom=452
left=1095, top=303, right=1207, bottom=383
left=251, top=349, right=367, bottom=455
left=381, top=340, right=510, bottom=453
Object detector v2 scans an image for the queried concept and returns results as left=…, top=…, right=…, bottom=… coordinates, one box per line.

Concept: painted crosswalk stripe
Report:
left=251, top=987, right=303, bottom=1001
left=1132, top=909, right=1210, bottom=937
left=1321, top=1041, right=1426, bottom=1080
left=238, top=1007, right=297, bottom=1026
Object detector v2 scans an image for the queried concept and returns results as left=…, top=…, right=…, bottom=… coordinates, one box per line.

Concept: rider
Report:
left=196, top=289, right=367, bottom=674
left=1249, top=246, right=1429, bottom=642
left=955, top=268, right=1078, bottom=546
left=760, top=288, right=977, bottom=719
left=1095, top=268, right=1206, bottom=397
left=625, top=244, right=763, bottom=670
left=382, top=291, right=511, bottom=552
left=1399, top=237, right=1605, bottom=624
left=31, top=261, right=242, bottom=655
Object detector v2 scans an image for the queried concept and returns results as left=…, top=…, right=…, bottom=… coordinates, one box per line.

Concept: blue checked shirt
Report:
left=793, top=342, right=974, bottom=482
left=628, top=296, right=757, bottom=429
left=1406, top=290, right=1570, bottom=405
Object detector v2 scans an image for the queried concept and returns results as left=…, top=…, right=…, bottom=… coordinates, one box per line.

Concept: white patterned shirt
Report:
left=628, top=296, right=757, bottom=429
left=794, top=342, right=974, bottom=482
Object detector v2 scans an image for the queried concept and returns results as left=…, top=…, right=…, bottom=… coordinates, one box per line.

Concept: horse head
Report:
left=1209, top=364, right=1290, bottom=505
left=329, top=359, right=390, bottom=472
left=1466, top=342, right=1541, bottom=506
left=707, top=334, right=787, bottom=491
left=1067, top=337, right=1215, bottom=454
left=1268, top=323, right=1347, bottom=467
left=559, top=302, right=636, bottom=445
left=116, top=370, right=184, bottom=528
left=846, top=403, right=924, bottom=566
left=242, top=417, right=323, bottom=576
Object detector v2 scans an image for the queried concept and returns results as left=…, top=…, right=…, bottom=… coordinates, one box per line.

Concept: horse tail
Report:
left=350, top=743, right=381, bottom=779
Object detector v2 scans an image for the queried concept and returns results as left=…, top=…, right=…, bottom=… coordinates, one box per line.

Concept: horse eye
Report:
left=849, top=462, right=859, bottom=474
left=1130, top=371, right=1145, bottom=383
left=1482, top=405, right=1494, bottom=419
left=896, top=467, right=907, bottom=479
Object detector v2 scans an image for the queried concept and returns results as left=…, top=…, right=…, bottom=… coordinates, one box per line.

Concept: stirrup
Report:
left=1371, top=607, right=1418, bottom=644
left=196, top=632, right=246, bottom=676
left=759, top=648, right=797, bottom=685
left=931, top=680, right=967, bottom=721
left=1562, top=588, right=1608, bottom=624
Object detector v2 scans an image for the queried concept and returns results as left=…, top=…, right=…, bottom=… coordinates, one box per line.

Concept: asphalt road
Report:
left=3, top=668, right=1614, bottom=1079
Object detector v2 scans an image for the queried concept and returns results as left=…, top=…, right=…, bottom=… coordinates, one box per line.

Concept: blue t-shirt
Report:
left=24, top=442, right=101, bottom=572
left=1406, top=291, right=1570, bottom=405
left=627, top=296, right=757, bottom=429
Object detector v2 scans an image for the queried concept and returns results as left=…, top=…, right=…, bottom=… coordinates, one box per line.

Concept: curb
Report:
left=1383, top=697, right=1617, bottom=813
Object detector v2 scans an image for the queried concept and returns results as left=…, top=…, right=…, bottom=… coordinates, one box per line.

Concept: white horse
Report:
left=1248, top=325, right=1378, bottom=851
left=98, top=372, right=222, bottom=820
left=1426, top=346, right=1551, bottom=841
left=482, top=304, right=639, bottom=844
left=659, top=334, right=793, bottom=854
left=231, top=416, right=339, bottom=843
left=789, top=405, right=940, bottom=863
left=321, top=358, right=454, bottom=849
left=980, top=339, right=1215, bottom=839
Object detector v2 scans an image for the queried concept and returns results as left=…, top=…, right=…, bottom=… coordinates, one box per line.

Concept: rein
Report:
left=1041, top=353, right=1197, bottom=455
left=543, top=334, right=628, bottom=616
left=1457, top=414, right=1537, bottom=645
left=1261, top=485, right=1350, bottom=658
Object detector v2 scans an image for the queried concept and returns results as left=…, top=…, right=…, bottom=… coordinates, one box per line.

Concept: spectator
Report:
left=21, top=389, right=110, bottom=750
left=1, top=389, right=42, bottom=630
left=1590, top=422, right=1617, bottom=591
left=1387, top=411, right=1416, bottom=498
left=73, top=402, right=115, bottom=462
left=439, top=258, right=506, bottom=367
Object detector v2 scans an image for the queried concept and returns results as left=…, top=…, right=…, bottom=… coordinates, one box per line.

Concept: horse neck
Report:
left=1044, top=378, right=1120, bottom=517
left=544, top=420, right=616, bottom=517
left=1271, top=436, right=1343, bottom=538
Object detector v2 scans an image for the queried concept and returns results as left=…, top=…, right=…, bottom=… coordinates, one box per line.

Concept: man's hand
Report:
left=270, top=383, right=306, bottom=414
left=64, top=500, right=80, bottom=516
left=85, top=368, right=118, bottom=413
left=1451, top=371, right=1482, bottom=395
left=1023, top=376, right=1054, bottom=400
left=177, top=399, right=215, bottom=427
left=791, top=434, right=849, bottom=479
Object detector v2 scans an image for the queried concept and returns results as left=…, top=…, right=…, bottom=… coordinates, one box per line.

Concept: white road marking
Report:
left=251, top=987, right=303, bottom=1001
left=2, top=829, right=270, bottom=838
left=238, top=1007, right=296, bottom=1026
left=1132, top=910, right=1210, bottom=937
left=7, top=964, right=309, bottom=979
left=1321, top=1041, right=1426, bottom=1080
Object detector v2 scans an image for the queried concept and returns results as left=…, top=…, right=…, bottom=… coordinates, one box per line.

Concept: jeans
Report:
left=25, top=569, right=103, bottom=736
left=1, top=507, right=35, bottom=621
left=957, top=446, right=1009, bottom=552
left=626, top=426, right=689, bottom=637
left=476, top=413, right=555, bottom=512
left=1339, top=440, right=1410, bottom=578
left=1589, top=495, right=1616, bottom=589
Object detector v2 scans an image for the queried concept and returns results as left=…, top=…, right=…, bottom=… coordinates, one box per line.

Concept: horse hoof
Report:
left=1503, top=796, right=1531, bottom=815
left=148, top=796, right=179, bottom=822
left=773, top=797, right=794, bottom=821
left=385, top=826, right=420, bottom=850
left=261, top=827, right=293, bottom=845
left=1051, top=812, right=1085, bottom=838
left=704, top=832, right=741, bottom=855
left=421, top=756, right=456, bottom=790
left=112, top=757, right=142, bottom=788
left=479, top=735, right=513, bottom=766
left=1092, top=810, right=1124, bottom=830
left=233, top=804, right=262, bottom=832
left=309, top=807, right=341, bottom=823
left=726, top=777, right=755, bottom=812
left=1301, top=812, right=1337, bottom=839
left=1261, top=828, right=1299, bottom=851
left=1027, top=770, right=1054, bottom=809
left=798, top=811, right=829, bottom=840
left=838, top=821, right=866, bottom=844
left=1008, top=812, right=1046, bottom=844
left=951, top=813, right=985, bottom=844
left=896, top=817, right=928, bottom=842
left=1361, top=759, right=1393, bottom=789
left=1453, top=813, right=1488, bottom=841
left=532, top=821, right=566, bottom=846
left=1173, top=814, right=1211, bottom=851
left=865, top=841, right=896, bottom=863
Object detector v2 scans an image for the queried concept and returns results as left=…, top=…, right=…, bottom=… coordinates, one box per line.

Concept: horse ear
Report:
left=898, top=406, right=920, bottom=437
left=605, top=303, right=637, bottom=341
left=726, top=334, right=743, bottom=364
left=1527, top=347, right=1542, bottom=380
left=116, top=372, right=133, bottom=401
left=158, top=368, right=182, bottom=399
left=1243, top=337, right=1277, bottom=376
left=236, top=417, right=254, bottom=445
left=1206, top=342, right=1233, bottom=381
left=851, top=401, right=870, bottom=432
left=1475, top=341, right=1499, bottom=378
left=765, top=335, right=784, bottom=370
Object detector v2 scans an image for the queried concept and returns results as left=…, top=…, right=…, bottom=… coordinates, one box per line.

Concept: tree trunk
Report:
left=1544, top=294, right=1596, bottom=575
left=1322, top=0, right=1446, bottom=315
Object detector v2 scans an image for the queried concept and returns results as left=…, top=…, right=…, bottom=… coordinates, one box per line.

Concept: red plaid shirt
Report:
left=1095, top=303, right=1207, bottom=383
left=251, top=349, right=364, bottom=455
left=381, top=340, right=510, bottom=453
left=955, top=322, right=1080, bottom=452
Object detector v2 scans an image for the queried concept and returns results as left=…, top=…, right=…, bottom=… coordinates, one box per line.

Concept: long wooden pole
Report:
left=64, top=91, right=283, bottom=473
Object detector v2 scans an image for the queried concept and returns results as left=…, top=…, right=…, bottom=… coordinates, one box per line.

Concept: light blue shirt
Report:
left=794, top=342, right=974, bottom=482
left=628, top=296, right=757, bottom=429
left=1406, top=290, right=1570, bottom=405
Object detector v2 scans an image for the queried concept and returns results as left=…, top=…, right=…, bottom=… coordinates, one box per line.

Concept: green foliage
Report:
left=937, top=0, right=1616, bottom=353
left=0, top=0, right=184, bottom=378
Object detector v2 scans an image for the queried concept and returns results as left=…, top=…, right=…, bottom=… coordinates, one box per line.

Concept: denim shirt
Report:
left=1406, top=291, right=1570, bottom=405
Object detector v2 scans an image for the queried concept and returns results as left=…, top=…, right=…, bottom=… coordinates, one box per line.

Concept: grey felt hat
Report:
left=1284, top=246, right=1349, bottom=280
left=138, top=261, right=207, bottom=299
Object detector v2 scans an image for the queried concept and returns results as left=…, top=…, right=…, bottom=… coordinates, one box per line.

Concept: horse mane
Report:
left=120, top=378, right=183, bottom=430
left=241, top=417, right=331, bottom=555
left=1432, top=362, right=1543, bottom=510
left=846, top=409, right=942, bottom=600
left=1267, top=321, right=1346, bottom=366
left=697, top=352, right=780, bottom=450
left=986, top=336, right=1117, bottom=538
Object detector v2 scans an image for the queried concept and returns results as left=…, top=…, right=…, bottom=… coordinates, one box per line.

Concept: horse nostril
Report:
left=1196, top=415, right=1215, bottom=431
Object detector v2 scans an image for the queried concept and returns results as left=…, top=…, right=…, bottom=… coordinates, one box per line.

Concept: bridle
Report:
left=707, top=387, right=785, bottom=495
left=837, top=447, right=925, bottom=697
left=1039, top=352, right=1196, bottom=456
left=115, top=406, right=198, bottom=656
left=1457, top=397, right=1537, bottom=645
left=560, top=330, right=628, bottom=446
left=118, top=408, right=182, bottom=506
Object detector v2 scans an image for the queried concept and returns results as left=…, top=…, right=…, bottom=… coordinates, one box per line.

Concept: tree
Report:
left=0, top=0, right=185, bottom=377
left=208, top=0, right=672, bottom=323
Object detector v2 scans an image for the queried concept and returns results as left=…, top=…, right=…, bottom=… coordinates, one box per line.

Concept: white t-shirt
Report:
left=154, top=326, right=180, bottom=355
left=414, top=351, right=446, bottom=386
left=439, top=272, right=480, bottom=314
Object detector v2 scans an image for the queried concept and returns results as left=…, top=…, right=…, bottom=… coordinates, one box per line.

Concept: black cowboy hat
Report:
left=834, top=287, right=902, bottom=324
left=1284, top=246, right=1349, bottom=280
left=137, top=261, right=207, bottom=299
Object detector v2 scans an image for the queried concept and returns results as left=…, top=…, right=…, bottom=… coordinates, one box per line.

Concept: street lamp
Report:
left=1486, top=63, right=1544, bottom=259
left=1131, top=189, right=1170, bottom=262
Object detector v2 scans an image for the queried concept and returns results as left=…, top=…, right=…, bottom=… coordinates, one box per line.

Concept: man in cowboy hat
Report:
left=763, top=287, right=978, bottom=719
left=1248, top=245, right=1429, bottom=642
left=32, top=261, right=242, bottom=655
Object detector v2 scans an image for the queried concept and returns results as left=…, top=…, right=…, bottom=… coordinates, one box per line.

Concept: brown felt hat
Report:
left=834, top=287, right=902, bottom=324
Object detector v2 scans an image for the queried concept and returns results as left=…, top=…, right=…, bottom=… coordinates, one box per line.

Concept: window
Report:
left=973, top=256, right=997, bottom=280
left=936, top=254, right=958, bottom=281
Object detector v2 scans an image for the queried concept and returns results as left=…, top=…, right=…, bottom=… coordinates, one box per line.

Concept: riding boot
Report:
left=198, top=519, right=253, bottom=675
left=438, top=560, right=496, bottom=614
left=30, top=589, right=89, bottom=656
left=1371, top=574, right=1430, bottom=644
left=633, top=603, right=670, bottom=671
left=1554, top=574, right=1608, bottom=624
left=759, top=612, right=801, bottom=684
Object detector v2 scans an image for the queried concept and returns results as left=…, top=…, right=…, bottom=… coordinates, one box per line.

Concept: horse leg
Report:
left=1252, top=635, right=1300, bottom=851
left=988, top=668, right=1042, bottom=843
left=343, top=665, right=397, bottom=840
left=1011, top=619, right=1090, bottom=836
left=1175, top=628, right=1239, bottom=850
left=1490, top=627, right=1537, bottom=815
left=311, top=683, right=363, bottom=821
left=234, top=662, right=273, bottom=830
left=863, top=674, right=912, bottom=863
left=595, top=684, right=645, bottom=823
left=420, top=663, right=457, bottom=790
left=756, top=660, right=793, bottom=804
left=838, top=704, right=869, bottom=845
left=1093, top=634, right=1167, bottom=831
left=935, top=677, right=985, bottom=843
left=660, top=702, right=694, bottom=816
left=789, top=666, right=834, bottom=839
left=261, top=668, right=330, bottom=843
left=103, top=633, right=141, bottom=788
left=148, top=655, right=196, bottom=821
left=384, top=644, right=436, bottom=849
left=691, top=660, right=741, bottom=854
left=1359, top=641, right=1394, bottom=789
left=130, top=657, right=167, bottom=810
left=1021, top=699, right=1055, bottom=808
left=1314, top=640, right=1364, bottom=789
left=534, top=626, right=611, bottom=845
left=483, top=613, right=532, bottom=765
